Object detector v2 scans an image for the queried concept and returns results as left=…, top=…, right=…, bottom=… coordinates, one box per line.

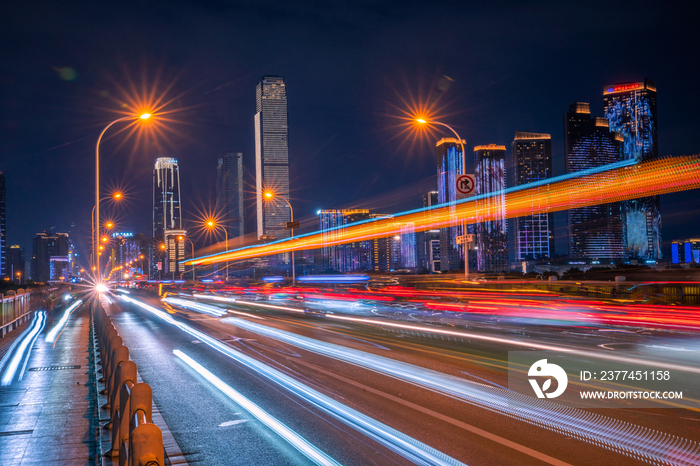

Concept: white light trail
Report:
left=1, top=312, right=46, bottom=386
left=324, top=315, right=700, bottom=375
left=220, top=316, right=700, bottom=466
left=193, top=293, right=237, bottom=303
left=174, top=350, right=342, bottom=466
left=162, top=297, right=227, bottom=317
left=45, top=300, right=83, bottom=343
left=120, top=295, right=466, bottom=466
left=235, top=300, right=306, bottom=313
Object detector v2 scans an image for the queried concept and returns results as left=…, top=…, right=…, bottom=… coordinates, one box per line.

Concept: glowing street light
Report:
left=262, top=190, right=296, bottom=285
left=204, top=219, right=228, bottom=281
left=414, top=117, right=470, bottom=279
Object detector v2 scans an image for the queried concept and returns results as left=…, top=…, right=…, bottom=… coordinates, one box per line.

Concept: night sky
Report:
left=2, top=0, right=699, bottom=263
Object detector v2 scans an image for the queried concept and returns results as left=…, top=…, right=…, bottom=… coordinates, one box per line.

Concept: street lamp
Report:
left=177, top=236, right=196, bottom=280
left=415, top=118, right=470, bottom=279
left=262, top=190, right=296, bottom=286
left=204, top=220, right=228, bottom=281
left=94, top=114, right=151, bottom=285
left=91, top=191, right=123, bottom=273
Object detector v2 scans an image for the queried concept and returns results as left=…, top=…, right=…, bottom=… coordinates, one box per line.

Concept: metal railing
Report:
left=94, top=303, right=164, bottom=466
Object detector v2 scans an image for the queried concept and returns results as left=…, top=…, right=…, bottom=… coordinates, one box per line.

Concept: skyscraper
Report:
left=0, top=172, right=5, bottom=279
left=436, top=138, right=466, bottom=272
left=416, top=191, right=440, bottom=272
left=8, top=245, right=23, bottom=283
left=217, top=152, right=245, bottom=239
left=474, top=145, right=508, bottom=272
left=255, top=76, right=290, bottom=241
left=565, top=103, right=626, bottom=261
left=153, top=157, right=185, bottom=276
left=318, top=209, right=373, bottom=272
left=603, top=78, right=661, bottom=260
left=31, top=231, right=69, bottom=282
left=512, top=132, right=554, bottom=260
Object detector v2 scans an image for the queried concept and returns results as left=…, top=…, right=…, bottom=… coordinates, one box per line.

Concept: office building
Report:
left=31, top=232, right=69, bottom=282
left=8, top=245, right=23, bottom=283
left=255, top=76, right=290, bottom=241
left=603, top=79, right=661, bottom=260
left=318, top=209, right=373, bottom=272
left=217, top=152, right=245, bottom=239
left=512, top=132, right=554, bottom=260
left=474, top=145, right=508, bottom=272
left=416, top=192, right=440, bottom=272
left=153, top=157, right=184, bottom=277
left=436, top=138, right=466, bottom=272
left=0, top=172, right=5, bottom=279
left=671, top=239, right=700, bottom=265
left=565, top=103, right=626, bottom=261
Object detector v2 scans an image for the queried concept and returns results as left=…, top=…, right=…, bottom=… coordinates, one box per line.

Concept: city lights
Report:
left=188, top=155, right=700, bottom=265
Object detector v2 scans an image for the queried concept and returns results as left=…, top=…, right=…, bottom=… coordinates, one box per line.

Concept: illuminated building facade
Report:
left=474, top=145, right=508, bottom=272
left=153, top=157, right=183, bottom=277
left=671, top=239, right=700, bottom=265
left=416, top=191, right=440, bottom=272
left=603, top=79, right=661, bottom=261
left=318, top=209, right=373, bottom=272
left=0, top=172, right=5, bottom=279
left=512, top=132, right=554, bottom=260
left=217, top=152, right=245, bottom=239
left=31, top=231, right=69, bottom=282
left=436, top=138, right=466, bottom=272
left=255, top=76, right=290, bottom=241
left=565, top=103, right=626, bottom=261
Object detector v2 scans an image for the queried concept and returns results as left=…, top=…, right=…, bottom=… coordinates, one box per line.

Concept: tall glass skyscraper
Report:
left=474, top=145, right=508, bottom=272
left=255, top=76, right=290, bottom=241
left=436, top=138, right=465, bottom=272
left=217, top=152, right=245, bottom=239
left=153, top=157, right=185, bottom=276
left=512, top=132, right=554, bottom=260
left=565, top=103, right=626, bottom=261
left=318, top=209, right=373, bottom=272
left=603, top=79, right=661, bottom=260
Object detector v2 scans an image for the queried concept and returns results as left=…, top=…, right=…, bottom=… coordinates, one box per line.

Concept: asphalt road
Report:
left=100, top=290, right=700, bottom=466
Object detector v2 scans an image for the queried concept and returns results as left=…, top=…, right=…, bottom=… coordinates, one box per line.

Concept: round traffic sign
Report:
left=456, top=174, right=475, bottom=195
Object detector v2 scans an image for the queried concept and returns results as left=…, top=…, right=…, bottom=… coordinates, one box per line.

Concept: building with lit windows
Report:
left=318, top=209, right=373, bottom=272
left=474, top=145, right=508, bottom=272
left=8, top=245, right=23, bottom=283
left=512, top=132, right=554, bottom=260
left=31, top=231, right=69, bottom=282
left=671, top=239, right=700, bottom=265
left=153, top=157, right=184, bottom=277
left=416, top=191, right=440, bottom=272
left=217, top=152, right=245, bottom=239
left=436, top=138, right=466, bottom=272
left=255, top=76, right=290, bottom=241
left=565, top=103, right=626, bottom=261
left=603, top=79, right=661, bottom=261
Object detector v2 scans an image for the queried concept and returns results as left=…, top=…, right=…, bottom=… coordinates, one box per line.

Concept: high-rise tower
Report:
left=565, top=103, right=626, bottom=261
left=474, top=145, right=508, bottom=272
left=217, top=152, right=245, bottom=239
left=255, top=76, right=290, bottom=241
left=436, top=138, right=466, bottom=272
left=153, top=157, right=185, bottom=276
left=512, top=132, right=554, bottom=260
left=603, top=79, right=661, bottom=260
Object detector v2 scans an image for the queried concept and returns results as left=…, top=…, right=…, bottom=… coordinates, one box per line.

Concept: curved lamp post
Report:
left=263, top=190, right=296, bottom=286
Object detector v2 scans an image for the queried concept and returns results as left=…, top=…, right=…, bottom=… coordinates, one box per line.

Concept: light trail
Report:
left=120, top=295, right=466, bottom=466
left=45, top=299, right=83, bottom=343
left=235, top=300, right=307, bottom=313
left=162, top=297, right=226, bottom=317
left=219, top=316, right=700, bottom=465
left=187, top=156, right=700, bottom=265
left=1, top=311, right=46, bottom=386
left=174, top=350, right=342, bottom=466
left=322, top=314, right=700, bottom=375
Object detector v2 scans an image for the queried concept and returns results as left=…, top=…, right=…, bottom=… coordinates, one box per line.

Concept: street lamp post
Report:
left=205, top=221, right=228, bottom=281
left=178, top=236, right=195, bottom=281
left=91, top=192, right=122, bottom=276
left=94, top=114, right=150, bottom=285
left=263, top=191, right=296, bottom=286
left=416, top=118, right=470, bottom=279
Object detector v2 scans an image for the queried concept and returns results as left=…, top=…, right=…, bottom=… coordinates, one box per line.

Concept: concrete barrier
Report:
left=93, top=303, right=164, bottom=465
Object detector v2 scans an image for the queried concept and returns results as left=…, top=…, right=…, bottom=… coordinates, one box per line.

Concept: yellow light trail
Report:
left=186, top=155, right=700, bottom=266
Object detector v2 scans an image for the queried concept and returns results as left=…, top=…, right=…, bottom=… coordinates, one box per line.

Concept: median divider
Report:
left=92, top=303, right=164, bottom=466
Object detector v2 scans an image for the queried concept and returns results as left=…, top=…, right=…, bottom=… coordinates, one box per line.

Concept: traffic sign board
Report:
left=456, top=174, right=475, bottom=195
left=456, top=234, right=474, bottom=245
left=286, top=221, right=300, bottom=230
